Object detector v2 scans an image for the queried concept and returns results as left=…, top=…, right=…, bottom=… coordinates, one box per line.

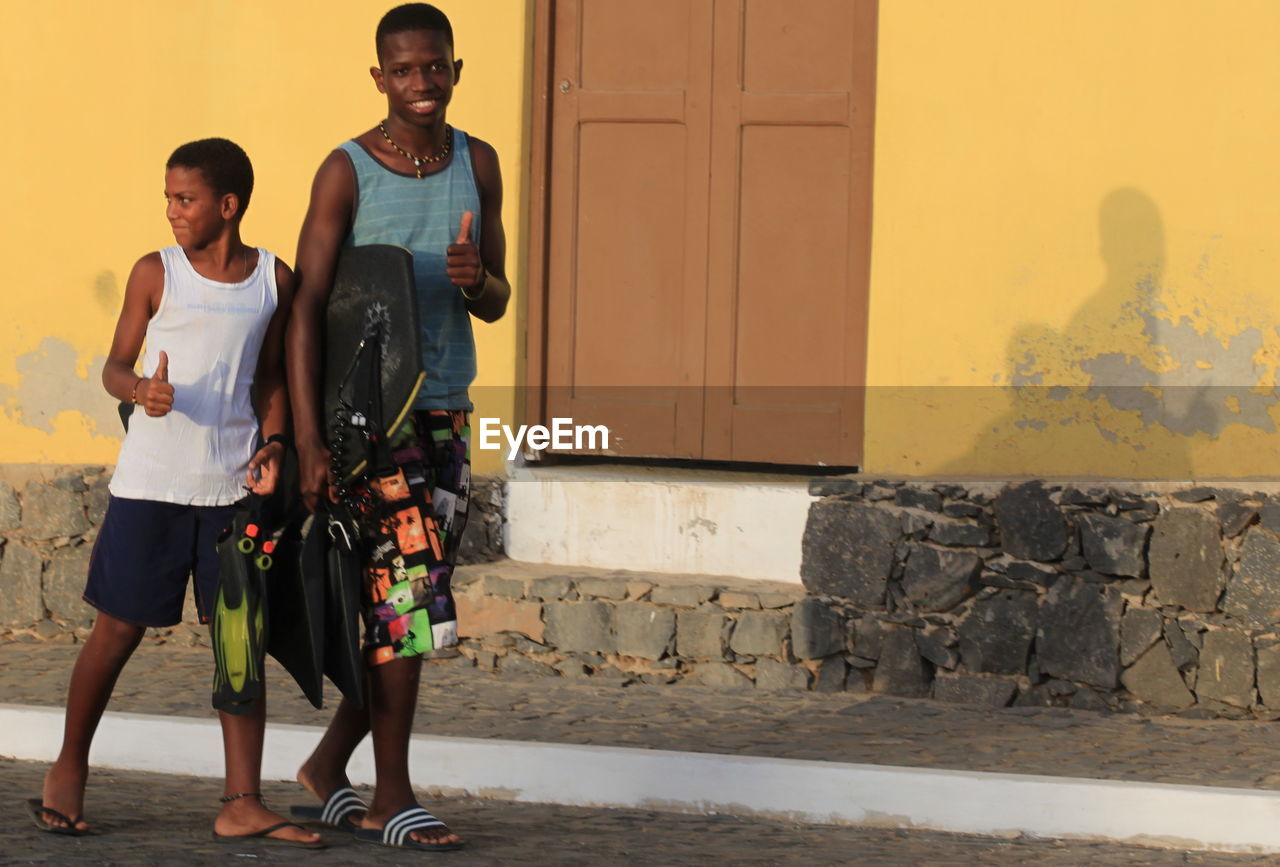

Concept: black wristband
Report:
left=265, top=433, right=290, bottom=449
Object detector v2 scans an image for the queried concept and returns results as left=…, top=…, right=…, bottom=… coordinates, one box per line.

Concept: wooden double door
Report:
left=531, top=0, right=876, bottom=465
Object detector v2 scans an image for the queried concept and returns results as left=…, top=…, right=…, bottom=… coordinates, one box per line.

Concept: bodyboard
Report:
left=323, top=245, right=424, bottom=483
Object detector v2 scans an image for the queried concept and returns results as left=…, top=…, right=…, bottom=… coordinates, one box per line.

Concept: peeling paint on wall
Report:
left=0, top=338, right=120, bottom=437
left=1003, top=189, right=1279, bottom=446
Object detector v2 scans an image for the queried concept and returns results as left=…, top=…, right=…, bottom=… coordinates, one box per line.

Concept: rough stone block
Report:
left=993, top=481, right=1068, bottom=561
left=932, top=674, right=1017, bottom=707
left=1077, top=514, right=1149, bottom=578
left=1119, top=608, right=1162, bottom=667
left=650, top=583, right=716, bottom=608
left=1164, top=621, right=1198, bottom=671
left=872, top=627, right=930, bottom=698
left=901, top=545, right=981, bottom=611
left=543, top=601, right=615, bottom=654
left=454, top=592, right=544, bottom=642
left=499, top=654, right=558, bottom=677
left=615, top=603, right=676, bottom=660
left=1037, top=578, right=1123, bottom=689
left=758, top=589, right=804, bottom=609
left=800, top=500, right=899, bottom=608
left=729, top=610, right=790, bottom=657
left=1256, top=640, right=1280, bottom=708
left=1121, top=642, right=1194, bottom=711
left=42, top=543, right=93, bottom=622
left=717, top=591, right=760, bottom=609
left=676, top=611, right=730, bottom=660
left=791, top=598, right=845, bottom=660
left=475, top=573, right=526, bottom=598
left=694, top=662, right=752, bottom=689
left=1148, top=508, right=1224, bottom=611
left=574, top=576, right=629, bottom=600
left=0, top=542, right=44, bottom=624
left=1224, top=529, right=1280, bottom=628
left=1218, top=501, right=1259, bottom=538
left=85, top=475, right=111, bottom=527
left=928, top=521, right=991, bottom=548
left=895, top=487, right=942, bottom=512
left=852, top=616, right=884, bottom=660
left=915, top=627, right=958, bottom=670
left=527, top=575, right=574, bottom=601
left=1196, top=629, right=1255, bottom=709
left=21, top=482, right=89, bottom=540
left=813, top=656, right=848, bottom=692
left=0, top=482, right=20, bottom=533
left=1005, top=561, right=1057, bottom=586
left=957, top=591, right=1037, bottom=675
left=1260, top=504, right=1280, bottom=533
left=755, top=658, right=810, bottom=691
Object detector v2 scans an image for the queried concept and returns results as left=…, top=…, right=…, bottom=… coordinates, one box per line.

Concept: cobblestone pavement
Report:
left=4, top=643, right=1280, bottom=791
left=1, top=759, right=1273, bottom=864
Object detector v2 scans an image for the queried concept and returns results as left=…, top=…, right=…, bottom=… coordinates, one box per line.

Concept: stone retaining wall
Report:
left=801, top=479, right=1280, bottom=718
left=450, top=566, right=819, bottom=689
left=0, top=465, right=504, bottom=643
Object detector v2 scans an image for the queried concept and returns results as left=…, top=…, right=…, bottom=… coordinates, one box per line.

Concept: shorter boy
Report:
left=31, top=138, right=321, bottom=848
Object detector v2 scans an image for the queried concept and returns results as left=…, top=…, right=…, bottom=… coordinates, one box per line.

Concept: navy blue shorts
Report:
left=83, top=495, right=239, bottom=628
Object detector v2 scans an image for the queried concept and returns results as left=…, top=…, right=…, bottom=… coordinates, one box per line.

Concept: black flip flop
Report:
left=213, top=820, right=328, bottom=849
left=290, top=785, right=367, bottom=832
left=353, top=804, right=465, bottom=852
left=25, top=798, right=93, bottom=836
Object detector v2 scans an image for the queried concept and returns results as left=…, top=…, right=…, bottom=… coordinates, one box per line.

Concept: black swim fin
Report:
left=212, top=499, right=272, bottom=715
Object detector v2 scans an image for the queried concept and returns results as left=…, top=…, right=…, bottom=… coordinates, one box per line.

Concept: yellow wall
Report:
left=866, top=0, right=1280, bottom=479
left=0, top=0, right=528, bottom=473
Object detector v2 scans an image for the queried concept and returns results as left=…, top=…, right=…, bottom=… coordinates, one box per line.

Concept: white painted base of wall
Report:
left=4, top=704, right=1280, bottom=853
left=503, top=464, right=812, bottom=583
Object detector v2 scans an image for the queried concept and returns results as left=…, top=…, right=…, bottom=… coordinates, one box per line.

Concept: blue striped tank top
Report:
left=339, top=128, right=480, bottom=410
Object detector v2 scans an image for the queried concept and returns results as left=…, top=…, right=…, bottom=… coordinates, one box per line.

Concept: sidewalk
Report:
left=3, top=642, right=1280, bottom=790
left=3, top=641, right=1280, bottom=862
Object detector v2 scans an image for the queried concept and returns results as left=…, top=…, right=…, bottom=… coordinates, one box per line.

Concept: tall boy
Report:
left=286, top=2, right=509, bottom=853
left=33, top=138, right=322, bottom=848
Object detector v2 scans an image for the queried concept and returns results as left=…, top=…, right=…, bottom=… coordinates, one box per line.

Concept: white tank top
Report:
left=110, top=246, right=278, bottom=506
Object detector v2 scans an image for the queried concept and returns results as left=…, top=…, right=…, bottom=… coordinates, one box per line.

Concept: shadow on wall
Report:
left=944, top=187, right=1279, bottom=478
left=0, top=338, right=120, bottom=439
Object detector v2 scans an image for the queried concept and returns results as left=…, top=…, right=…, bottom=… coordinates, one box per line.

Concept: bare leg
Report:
left=40, top=611, right=145, bottom=831
left=296, top=695, right=370, bottom=812
left=213, top=690, right=322, bottom=845
left=359, top=657, right=462, bottom=847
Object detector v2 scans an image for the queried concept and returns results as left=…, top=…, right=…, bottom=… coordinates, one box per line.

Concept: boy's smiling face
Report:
left=164, top=166, right=232, bottom=248
left=372, top=29, right=462, bottom=127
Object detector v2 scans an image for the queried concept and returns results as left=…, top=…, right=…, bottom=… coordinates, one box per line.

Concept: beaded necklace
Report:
left=378, top=121, right=452, bottom=178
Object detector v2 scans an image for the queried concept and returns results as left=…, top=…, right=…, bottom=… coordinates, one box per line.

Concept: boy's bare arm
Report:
left=287, top=150, right=355, bottom=510
left=453, top=137, right=509, bottom=323
left=102, top=252, right=174, bottom=416
left=246, top=259, right=295, bottom=494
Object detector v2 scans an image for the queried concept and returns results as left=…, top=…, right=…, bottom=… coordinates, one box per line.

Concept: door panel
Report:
left=544, top=0, right=712, bottom=457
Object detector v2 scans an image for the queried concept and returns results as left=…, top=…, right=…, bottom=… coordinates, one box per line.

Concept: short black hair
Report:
left=376, top=3, right=454, bottom=61
left=166, top=138, right=254, bottom=215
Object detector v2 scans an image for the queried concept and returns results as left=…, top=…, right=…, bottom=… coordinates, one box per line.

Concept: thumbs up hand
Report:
left=138, top=349, right=175, bottom=417
left=446, top=210, right=484, bottom=293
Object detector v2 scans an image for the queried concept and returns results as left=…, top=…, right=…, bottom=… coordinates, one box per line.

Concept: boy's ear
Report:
left=453, top=58, right=463, bottom=84
left=371, top=66, right=387, bottom=93
left=220, top=193, right=240, bottom=220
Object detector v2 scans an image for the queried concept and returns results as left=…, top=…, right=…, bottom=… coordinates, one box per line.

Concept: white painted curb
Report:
left=3, top=703, right=1279, bottom=853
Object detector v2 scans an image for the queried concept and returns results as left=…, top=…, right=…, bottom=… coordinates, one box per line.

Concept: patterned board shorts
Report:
left=358, top=409, right=470, bottom=665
